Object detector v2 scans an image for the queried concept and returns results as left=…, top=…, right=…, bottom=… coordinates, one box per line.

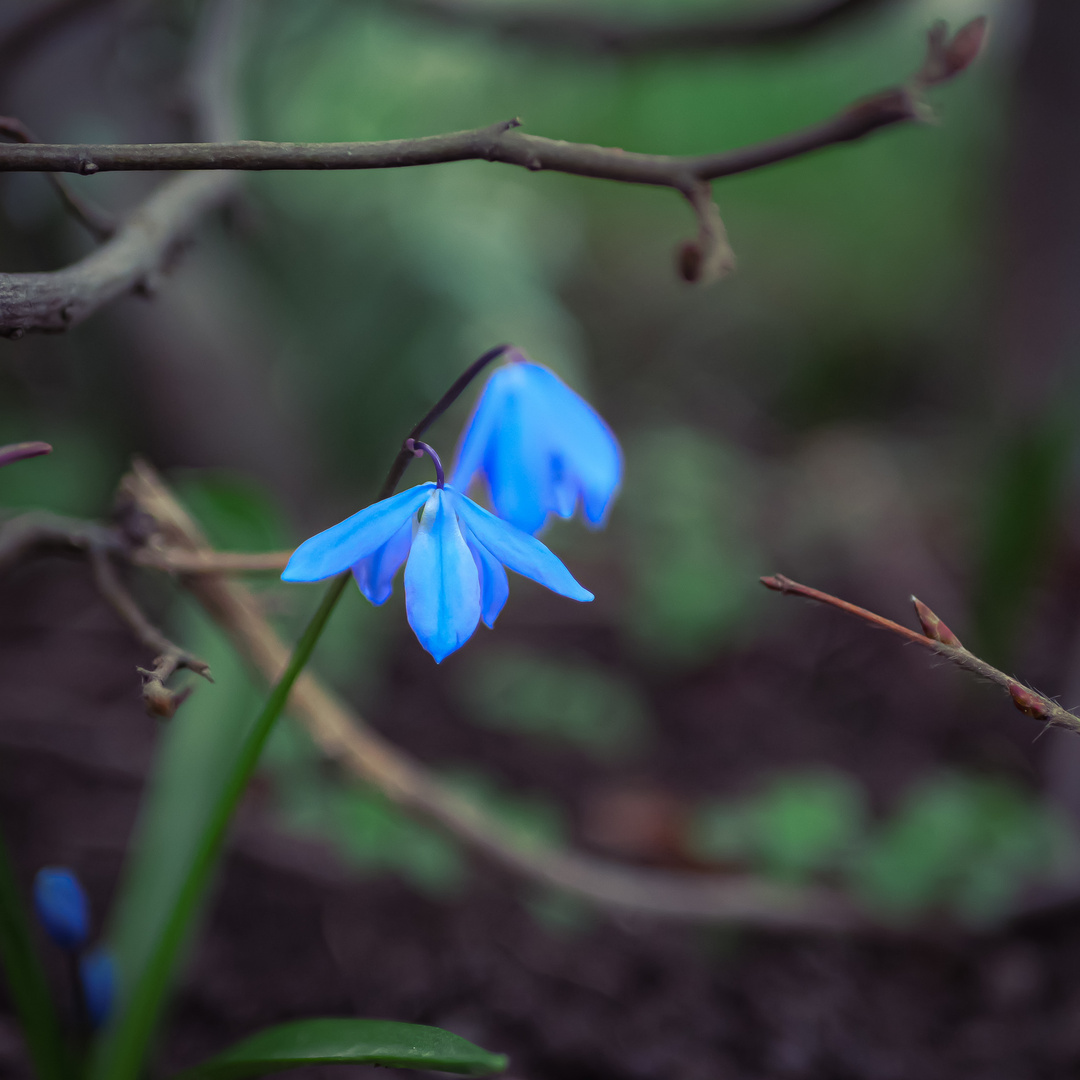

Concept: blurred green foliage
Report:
left=689, top=770, right=866, bottom=883
left=620, top=426, right=762, bottom=663
left=172, top=470, right=289, bottom=552
left=457, top=647, right=649, bottom=758
left=689, top=769, right=1076, bottom=925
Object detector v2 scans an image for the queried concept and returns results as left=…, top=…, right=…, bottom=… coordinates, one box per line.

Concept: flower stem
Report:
left=89, top=571, right=350, bottom=1080
left=379, top=343, right=511, bottom=498
left=406, top=440, right=445, bottom=488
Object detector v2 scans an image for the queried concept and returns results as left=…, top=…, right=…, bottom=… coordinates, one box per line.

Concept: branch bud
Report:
left=911, top=597, right=963, bottom=648
left=1008, top=682, right=1048, bottom=721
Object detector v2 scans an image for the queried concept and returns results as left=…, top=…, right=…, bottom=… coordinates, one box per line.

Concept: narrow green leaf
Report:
left=169, top=1018, right=508, bottom=1079
left=0, top=829, right=72, bottom=1080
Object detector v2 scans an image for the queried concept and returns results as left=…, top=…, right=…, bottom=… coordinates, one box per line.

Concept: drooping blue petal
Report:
left=33, top=867, right=89, bottom=950
left=352, top=515, right=414, bottom=605
left=451, top=489, right=593, bottom=602
left=449, top=356, right=622, bottom=535
left=404, top=489, right=481, bottom=662
left=483, top=388, right=551, bottom=536
left=466, top=535, right=509, bottom=628
left=518, top=362, right=622, bottom=527
left=282, top=483, right=434, bottom=582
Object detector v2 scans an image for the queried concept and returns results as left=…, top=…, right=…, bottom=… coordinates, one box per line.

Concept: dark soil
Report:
left=3, top=556, right=1080, bottom=1080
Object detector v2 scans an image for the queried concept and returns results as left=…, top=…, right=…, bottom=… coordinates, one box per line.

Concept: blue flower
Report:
left=79, top=947, right=116, bottom=1029
left=451, top=352, right=622, bottom=535
left=33, top=867, right=89, bottom=950
left=283, top=482, right=593, bottom=662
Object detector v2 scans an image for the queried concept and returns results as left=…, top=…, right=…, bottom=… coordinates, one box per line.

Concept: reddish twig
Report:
left=761, top=573, right=1080, bottom=733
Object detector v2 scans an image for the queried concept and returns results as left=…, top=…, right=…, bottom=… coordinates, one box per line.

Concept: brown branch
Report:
left=0, top=18, right=985, bottom=334
left=386, top=0, right=904, bottom=55
left=0, top=0, right=246, bottom=338
left=118, top=459, right=865, bottom=931
left=0, top=509, right=212, bottom=716
left=87, top=546, right=212, bottom=718
left=0, top=509, right=122, bottom=572
left=761, top=573, right=1080, bottom=733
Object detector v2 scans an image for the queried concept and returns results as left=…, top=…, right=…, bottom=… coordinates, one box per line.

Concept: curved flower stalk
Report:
left=283, top=479, right=593, bottom=662
left=451, top=351, right=622, bottom=535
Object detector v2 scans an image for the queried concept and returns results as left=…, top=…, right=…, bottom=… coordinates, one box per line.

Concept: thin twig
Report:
left=0, top=117, right=115, bottom=240
left=0, top=18, right=985, bottom=334
left=87, top=547, right=212, bottom=718
left=0, top=509, right=122, bottom=572
left=119, top=459, right=864, bottom=931
left=761, top=573, right=1080, bottom=733
left=384, top=0, right=903, bottom=55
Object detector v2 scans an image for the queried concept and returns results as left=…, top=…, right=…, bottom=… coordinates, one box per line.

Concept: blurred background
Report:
left=6, top=0, right=1080, bottom=1075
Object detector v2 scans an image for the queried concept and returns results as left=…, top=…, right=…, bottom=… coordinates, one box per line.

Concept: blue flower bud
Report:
left=79, top=947, right=116, bottom=1029
left=32, top=867, right=89, bottom=950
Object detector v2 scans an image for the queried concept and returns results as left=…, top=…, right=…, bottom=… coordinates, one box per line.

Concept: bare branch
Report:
left=87, top=547, right=212, bottom=718
left=120, top=459, right=865, bottom=931
left=386, top=0, right=904, bottom=55
left=761, top=573, right=1080, bottom=733
left=0, top=509, right=121, bottom=572
left=0, top=18, right=985, bottom=334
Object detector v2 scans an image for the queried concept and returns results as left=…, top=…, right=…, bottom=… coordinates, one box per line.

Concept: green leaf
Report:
left=169, top=1018, right=508, bottom=1079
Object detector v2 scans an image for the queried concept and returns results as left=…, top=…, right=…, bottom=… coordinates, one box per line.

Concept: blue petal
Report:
left=450, top=369, right=510, bottom=494
left=404, top=489, right=481, bottom=662
left=33, top=868, right=89, bottom=950
left=282, top=483, right=434, bottom=582
left=518, top=363, right=622, bottom=527
left=451, top=489, right=593, bottom=602
left=467, top=536, right=509, bottom=628
left=483, top=388, right=551, bottom=535
left=352, top=516, right=413, bottom=605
